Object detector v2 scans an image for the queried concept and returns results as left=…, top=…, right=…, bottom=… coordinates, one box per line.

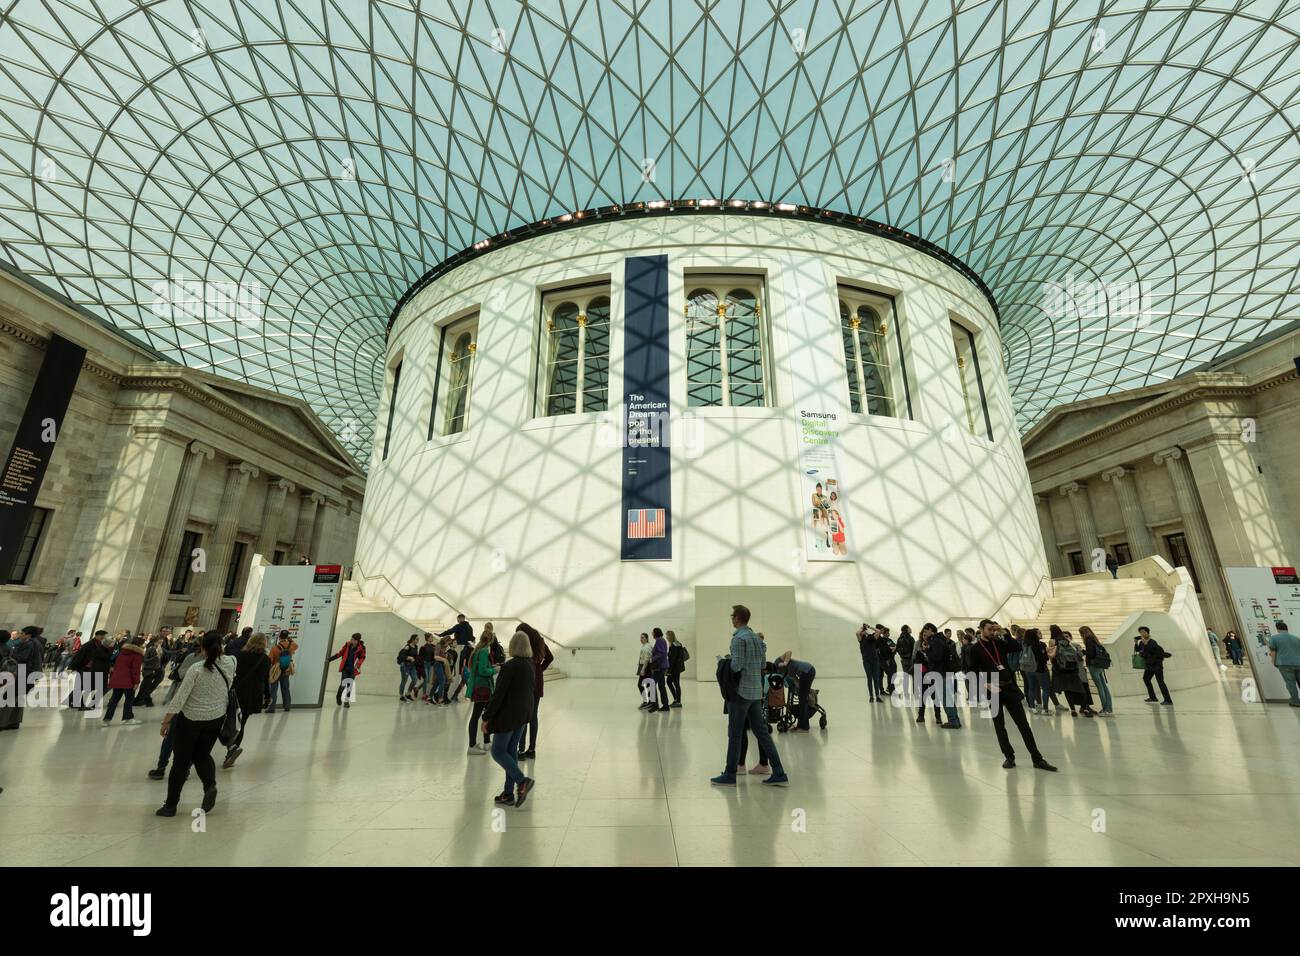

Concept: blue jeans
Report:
left=269, top=675, right=291, bottom=708
left=1088, top=665, right=1113, bottom=712
left=491, top=726, right=527, bottom=795
left=399, top=664, right=418, bottom=696
left=433, top=663, right=447, bottom=700
left=156, top=719, right=175, bottom=769
left=103, top=687, right=134, bottom=721
left=1277, top=664, right=1300, bottom=704
left=724, top=695, right=784, bottom=776
left=1026, top=672, right=1050, bottom=709
left=938, top=673, right=961, bottom=725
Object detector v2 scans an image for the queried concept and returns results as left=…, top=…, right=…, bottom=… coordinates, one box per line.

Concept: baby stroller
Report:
left=765, top=670, right=828, bottom=732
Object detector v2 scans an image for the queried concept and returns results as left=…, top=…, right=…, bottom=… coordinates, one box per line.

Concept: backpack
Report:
left=1018, top=647, right=1037, bottom=674
left=1092, top=644, right=1112, bottom=670
left=1056, top=641, right=1081, bottom=670
left=216, top=665, right=241, bottom=746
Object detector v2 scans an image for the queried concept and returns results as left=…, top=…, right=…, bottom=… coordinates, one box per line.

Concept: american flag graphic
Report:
left=627, top=508, right=666, bottom=539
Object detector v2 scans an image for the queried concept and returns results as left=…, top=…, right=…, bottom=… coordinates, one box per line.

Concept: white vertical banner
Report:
left=785, top=291, right=853, bottom=563
left=1223, top=566, right=1300, bottom=703
left=239, top=556, right=342, bottom=707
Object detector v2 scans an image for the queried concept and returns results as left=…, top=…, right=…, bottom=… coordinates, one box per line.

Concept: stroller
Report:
left=764, top=668, right=828, bottom=732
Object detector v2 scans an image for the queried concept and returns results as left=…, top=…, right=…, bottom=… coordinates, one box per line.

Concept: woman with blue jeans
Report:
left=397, top=635, right=420, bottom=701
left=266, top=632, right=295, bottom=713
left=481, top=631, right=536, bottom=809
left=1023, top=629, right=1052, bottom=713
left=857, top=625, right=884, bottom=702
left=1080, top=626, right=1114, bottom=715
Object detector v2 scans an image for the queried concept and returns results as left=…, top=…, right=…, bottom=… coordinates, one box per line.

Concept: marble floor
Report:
left=2, top=670, right=1296, bottom=867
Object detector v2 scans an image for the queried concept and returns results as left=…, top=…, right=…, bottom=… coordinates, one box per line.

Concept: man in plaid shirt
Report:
left=711, top=605, right=788, bottom=786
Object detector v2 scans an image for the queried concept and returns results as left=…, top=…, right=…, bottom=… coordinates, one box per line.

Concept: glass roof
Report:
left=1, top=0, right=1297, bottom=460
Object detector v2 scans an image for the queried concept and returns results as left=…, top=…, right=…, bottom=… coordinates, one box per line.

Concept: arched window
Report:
left=951, top=319, right=992, bottom=440
left=429, top=313, right=478, bottom=439
left=539, top=285, right=612, bottom=416
left=838, top=288, right=902, bottom=418
left=685, top=277, right=769, bottom=407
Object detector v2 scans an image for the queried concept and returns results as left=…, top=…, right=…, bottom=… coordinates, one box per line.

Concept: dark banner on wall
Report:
left=0, top=332, right=85, bottom=582
left=621, top=255, right=672, bottom=561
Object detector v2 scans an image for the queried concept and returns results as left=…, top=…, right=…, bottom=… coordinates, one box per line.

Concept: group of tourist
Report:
left=635, top=627, right=690, bottom=711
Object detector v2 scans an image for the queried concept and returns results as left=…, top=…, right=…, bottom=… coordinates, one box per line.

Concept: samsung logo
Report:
left=49, top=886, right=151, bottom=936
left=799, top=410, right=837, bottom=420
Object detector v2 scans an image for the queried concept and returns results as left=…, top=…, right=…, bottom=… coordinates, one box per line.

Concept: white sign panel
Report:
left=1222, top=566, right=1300, bottom=703
left=239, top=557, right=342, bottom=707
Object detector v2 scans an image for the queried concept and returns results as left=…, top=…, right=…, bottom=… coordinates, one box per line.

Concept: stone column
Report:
left=256, top=477, right=295, bottom=561
left=310, top=497, right=337, bottom=564
left=1034, top=494, right=1067, bottom=577
left=292, top=491, right=325, bottom=563
left=1059, top=481, right=1100, bottom=563
left=1101, top=466, right=1156, bottom=559
left=1153, top=447, right=1234, bottom=632
left=136, top=439, right=214, bottom=631
left=1185, top=436, right=1296, bottom=568
left=194, top=460, right=259, bottom=630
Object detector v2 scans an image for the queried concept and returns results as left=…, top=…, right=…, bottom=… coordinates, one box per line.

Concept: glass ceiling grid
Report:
left=0, top=0, right=1297, bottom=463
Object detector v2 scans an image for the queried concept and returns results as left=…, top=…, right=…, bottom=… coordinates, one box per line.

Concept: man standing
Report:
left=1135, top=626, right=1173, bottom=705
left=971, top=621, right=1057, bottom=772
left=1268, top=621, right=1300, bottom=707
left=1105, top=551, right=1119, bottom=578
left=439, top=614, right=475, bottom=701
left=67, top=629, right=112, bottom=710
left=711, top=605, right=788, bottom=787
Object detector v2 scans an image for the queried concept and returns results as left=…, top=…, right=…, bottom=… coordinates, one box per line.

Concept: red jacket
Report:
left=330, top=640, right=366, bottom=675
left=107, top=644, right=143, bottom=689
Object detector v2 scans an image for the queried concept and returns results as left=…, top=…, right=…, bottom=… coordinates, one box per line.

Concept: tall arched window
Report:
left=838, top=287, right=906, bottom=419
left=685, top=277, right=769, bottom=407
left=539, top=285, right=611, bottom=416
left=428, top=313, right=478, bottom=438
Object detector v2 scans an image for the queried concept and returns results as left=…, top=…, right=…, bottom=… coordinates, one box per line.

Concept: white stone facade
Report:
left=357, top=214, right=1047, bottom=678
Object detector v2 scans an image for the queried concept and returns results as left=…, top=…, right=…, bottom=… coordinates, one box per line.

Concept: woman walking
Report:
left=156, top=632, right=234, bottom=817
left=858, top=624, right=884, bottom=702
left=465, top=630, right=498, bottom=754
left=1080, top=626, right=1114, bottom=716
left=636, top=633, right=654, bottom=709
left=666, top=630, right=689, bottom=707
left=223, top=632, right=271, bottom=768
left=516, top=622, right=554, bottom=758
left=481, top=631, right=536, bottom=808
left=1024, top=629, right=1051, bottom=714
left=102, top=636, right=144, bottom=725
left=397, top=635, right=420, bottom=702
left=649, top=627, right=671, bottom=713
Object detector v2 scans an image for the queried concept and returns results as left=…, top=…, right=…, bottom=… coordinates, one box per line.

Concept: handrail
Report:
left=347, top=563, right=615, bottom=653
left=935, top=574, right=1053, bottom=633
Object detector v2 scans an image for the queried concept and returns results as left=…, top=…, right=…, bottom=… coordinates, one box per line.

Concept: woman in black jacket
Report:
left=482, top=631, right=536, bottom=808
left=223, top=632, right=271, bottom=769
left=666, top=630, right=689, bottom=707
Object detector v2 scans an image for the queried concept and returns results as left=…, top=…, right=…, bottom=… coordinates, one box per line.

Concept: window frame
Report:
left=534, top=280, right=613, bottom=418
left=170, top=529, right=203, bottom=595
left=223, top=540, right=248, bottom=599
left=1164, top=532, right=1200, bottom=592
left=836, top=284, right=912, bottom=420
left=428, top=313, right=479, bottom=439
left=683, top=273, right=773, bottom=408
left=6, top=505, right=51, bottom=585
left=381, top=357, right=402, bottom=461
left=950, top=318, right=994, bottom=441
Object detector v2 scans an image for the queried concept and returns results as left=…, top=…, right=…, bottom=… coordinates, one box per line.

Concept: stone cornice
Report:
left=1023, top=368, right=1296, bottom=464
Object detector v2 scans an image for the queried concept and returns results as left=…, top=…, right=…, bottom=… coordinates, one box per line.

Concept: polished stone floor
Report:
left=2, top=670, right=1296, bottom=866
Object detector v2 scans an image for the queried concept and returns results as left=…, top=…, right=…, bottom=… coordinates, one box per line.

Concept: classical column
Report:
left=292, top=491, right=325, bottom=562
left=256, top=477, right=295, bottom=561
left=310, top=497, right=336, bottom=564
left=1153, top=447, right=1234, bottom=632
left=194, top=460, right=259, bottom=630
left=136, top=439, right=214, bottom=631
left=1059, top=481, right=1100, bottom=562
left=1101, top=466, right=1156, bottom=559
left=1034, top=494, right=1067, bottom=577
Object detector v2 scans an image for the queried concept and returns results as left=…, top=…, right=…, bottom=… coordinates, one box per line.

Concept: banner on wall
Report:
left=795, top=409, right=853, bottom=562
left=621, top=254, right=672, bottom=561
left=1222, top=566, right=1300, bottom=702
left=0, top=333, right=86, bottom=582
left=239, top=558, right=343, bottom=707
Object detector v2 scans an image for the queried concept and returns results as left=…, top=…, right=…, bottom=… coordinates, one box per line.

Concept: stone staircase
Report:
left=1012, top=576, right=1171, bottom=639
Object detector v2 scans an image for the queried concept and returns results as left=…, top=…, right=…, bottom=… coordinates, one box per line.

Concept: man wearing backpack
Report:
left=1135, top=626, right=1173, bottom=705
left=972, top=621, right=1057, bottom=772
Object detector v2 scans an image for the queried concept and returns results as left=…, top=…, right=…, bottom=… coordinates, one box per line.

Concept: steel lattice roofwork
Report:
left=1, top=0, right=1297, bottom=462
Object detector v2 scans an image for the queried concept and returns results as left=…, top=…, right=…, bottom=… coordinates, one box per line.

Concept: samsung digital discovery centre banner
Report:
left=620, top=255, right=672, bottom=561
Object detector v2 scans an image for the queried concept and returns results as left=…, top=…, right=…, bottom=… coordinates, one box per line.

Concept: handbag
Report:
left=216, top=666, right=241, bottom=746
left=1131, top=652, right=1146, bottom=670
left=268, top=662, right=281, bottom=683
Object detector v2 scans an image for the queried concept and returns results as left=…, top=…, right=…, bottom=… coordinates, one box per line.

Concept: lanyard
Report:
left=980, top=638, right=1003, bottom=670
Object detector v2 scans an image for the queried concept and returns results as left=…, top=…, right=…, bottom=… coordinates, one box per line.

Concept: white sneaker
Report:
left=122, top=718, right=142, bottom=726
left=468, top=746, right=484, bottom=755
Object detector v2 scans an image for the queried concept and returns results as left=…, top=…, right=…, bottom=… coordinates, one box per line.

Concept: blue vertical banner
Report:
left=621, top=255, right=672, bottom=561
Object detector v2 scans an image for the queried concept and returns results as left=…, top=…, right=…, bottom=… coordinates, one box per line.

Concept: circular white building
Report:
left=355, top=208, right=1047, bottom=678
